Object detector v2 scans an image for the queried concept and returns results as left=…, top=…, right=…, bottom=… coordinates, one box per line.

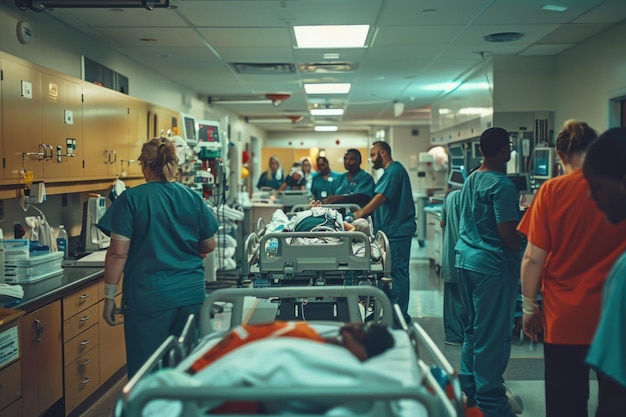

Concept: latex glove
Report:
left=103, top=298, right=123, bottom=326
left=522, top=310, right=542, bottom=342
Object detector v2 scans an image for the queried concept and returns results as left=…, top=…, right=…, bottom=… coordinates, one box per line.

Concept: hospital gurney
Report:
left=116, top=286, right=464, bottom=417
left=241, top=229, right=391, bottom=288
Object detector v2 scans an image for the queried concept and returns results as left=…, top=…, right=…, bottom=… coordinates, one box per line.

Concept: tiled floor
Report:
left=80, top=237, right=599, bottom=417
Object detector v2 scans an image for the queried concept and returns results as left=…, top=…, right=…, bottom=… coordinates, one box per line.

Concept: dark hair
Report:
left=345, top=148, right=362, bottom=162
left=479, top=127, right=509, bottom=157
left=583, top=127, right=626, bottom=180
left=556, top=119, right=597, bottom=156
left=373, top=141, right=392, bottom=158
left=361, top=323, right=395, bottom=358
left=139, top=137, right=179, bottom=181
left=316, top=156, right=329, bottom=165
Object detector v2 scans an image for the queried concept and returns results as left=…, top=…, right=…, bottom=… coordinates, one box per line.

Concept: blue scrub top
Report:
left=441, top=189, right=461, bottom=283
left=98, top=181, right=219, bottom=315
left=454, top=170, right=521, bottom=276
left=311, top=171, right=340, bottom=200
left=332, top=169, right=375, bottom=197
left=586, top=252, right=626, bottom=387
left=373, top=161, right=416, bottom=239
left=256, top=170, right=284, bottom=190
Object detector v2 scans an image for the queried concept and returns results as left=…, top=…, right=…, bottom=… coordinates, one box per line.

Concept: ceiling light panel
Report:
left=315, top=126, right=339, bottom=132
left=310, top=108, right=344, bottom=116
left=304, top=83, right=351, bottom=94
left=294, top=25, right=370, bottom=48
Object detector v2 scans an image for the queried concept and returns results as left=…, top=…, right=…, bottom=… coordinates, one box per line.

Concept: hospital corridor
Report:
left=76, top=235, right=598, bottom=417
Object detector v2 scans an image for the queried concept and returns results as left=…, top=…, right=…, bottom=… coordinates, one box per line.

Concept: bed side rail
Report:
left=124, top=386, right=447, bottom=417
left=289, top=203, right=361, bottom=213
left=200, top=286, right=393, bottom=335
left=258, top=231, right=371, bottom=273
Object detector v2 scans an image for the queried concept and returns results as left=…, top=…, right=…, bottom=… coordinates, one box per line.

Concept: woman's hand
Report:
left=522, top=310, right=542, bottom=342
left=102, top=298, right=123, bottom=326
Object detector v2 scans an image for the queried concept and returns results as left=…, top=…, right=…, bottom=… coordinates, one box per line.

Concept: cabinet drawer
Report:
left=64, top=303, right=99, bottom=343
left=63, top=282, right=99, bottom=319
left=0, top=360, right=22, bottom=411
left=64, top=324, right=99, bottom=365
left=0, top=398, right=22, bottom=417
left=64, top=347, right=100, bottom=415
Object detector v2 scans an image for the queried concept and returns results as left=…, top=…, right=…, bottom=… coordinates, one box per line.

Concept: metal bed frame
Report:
left=116, top=286, right=464, bottom=417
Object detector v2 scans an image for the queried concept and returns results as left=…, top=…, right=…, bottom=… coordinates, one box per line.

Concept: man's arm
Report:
left=497, top=221, right=521, bottom=251
left=353, top=193, right=387, bottom=219
left=200, top=236, right=217, bottom=254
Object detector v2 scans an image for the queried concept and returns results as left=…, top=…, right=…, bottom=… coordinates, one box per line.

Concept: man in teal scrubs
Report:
left=323, top=148, right=374, bottom=209
left=454, top=127, right=521, bottom=417
left=352, top=141, right=416, bottom=326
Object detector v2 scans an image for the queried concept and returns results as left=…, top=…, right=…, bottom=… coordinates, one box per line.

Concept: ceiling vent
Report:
left=483, top=32, right=524, bottom=43
left=299, top=62, right=359, bottom=73
left=231, top=63, right=296, bottom=75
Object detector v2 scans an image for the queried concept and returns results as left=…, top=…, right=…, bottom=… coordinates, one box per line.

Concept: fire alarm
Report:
left=16, top=20, right=33, bottom=44
left=335, top=139, right=340, bottom=145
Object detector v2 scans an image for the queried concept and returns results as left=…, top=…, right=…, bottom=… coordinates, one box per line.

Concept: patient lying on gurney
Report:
left=268, top=202, right=369, bottom=234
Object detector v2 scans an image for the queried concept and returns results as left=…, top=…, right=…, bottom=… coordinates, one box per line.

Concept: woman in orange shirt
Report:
left=517, top=120, right=626, bottom=417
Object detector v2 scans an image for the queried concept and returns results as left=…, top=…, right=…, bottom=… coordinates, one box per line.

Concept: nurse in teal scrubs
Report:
left=310, top=156, right=340, bottom=200
left=98, top=137, right=219, bottom=378
left=323, top=148, right=374, bottom=208
left=352, top=141, right=416, bottom=325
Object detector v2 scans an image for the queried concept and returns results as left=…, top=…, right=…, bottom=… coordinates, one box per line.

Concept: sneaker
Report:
left=505, top=385, right=524, bottom=415
left=444, top=340, right=463, bottom=346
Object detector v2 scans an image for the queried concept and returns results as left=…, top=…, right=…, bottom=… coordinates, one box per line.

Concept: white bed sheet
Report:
left=131, top=325, right=426, bottom=417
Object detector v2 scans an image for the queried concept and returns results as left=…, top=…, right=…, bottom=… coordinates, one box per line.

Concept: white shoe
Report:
left=505, top=384, right=524, bottom=414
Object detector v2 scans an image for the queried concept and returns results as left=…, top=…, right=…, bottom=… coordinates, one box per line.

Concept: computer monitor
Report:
left=532, top=147, right=555, bottom=180
left=507, top=174, right=531, bottom=193
left=180, top=113, right=198, bottom=146
left=197, top=120, right=220, bottom=143
left=447, top=168, right=466, bottom=189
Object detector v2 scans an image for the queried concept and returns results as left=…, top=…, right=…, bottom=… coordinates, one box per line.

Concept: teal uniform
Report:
left=454, top=170, right=521, bottom=417
left=587, top=252, right=626, bottom=387
left=441, top=189, right=468, bottom=344
left=373, top=161, right=416, bottom=324
left=256, top=170, right=284, bottom=190
left=332, top=169, right=374, bottom=197
left=310, top=171, right=340, bottom=200
left=98, top=181, right=219, bottom=377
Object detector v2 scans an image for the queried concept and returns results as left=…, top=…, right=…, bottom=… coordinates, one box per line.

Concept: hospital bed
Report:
left=116, top=286, right=464, bottom=417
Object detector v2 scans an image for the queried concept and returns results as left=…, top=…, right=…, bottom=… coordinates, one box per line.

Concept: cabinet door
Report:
left=98, top=294, right=126, bottom=383
left=41, top=73, right=84, bottom=180
left=126, top=97, right=149, bottom=177
left=82, top=82, right=114, bottom=179
left=1, top=58, right=44, bottom=182
left=20, top=301, right=63, bottom=417
left=148, top=105, right=178, bottom=139
left=107, top=91, right=130, bottom=178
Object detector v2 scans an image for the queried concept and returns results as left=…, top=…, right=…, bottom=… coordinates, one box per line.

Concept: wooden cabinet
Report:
left=40, top=72, right=84, bottom=181
left=125, top=97, right=149, bottom=177
left=148, top=104, right=179, bottom=139
left=98, top=285, right=126, bottom=383
left=20, top=301, right=63, bottom=417
left=0, top=308, right=24, bottom=417
left=0, top=361, right=22, bottom=415
left=0, top=56, right=44, bottom=183
left=62, top=282, right=100, bottom=415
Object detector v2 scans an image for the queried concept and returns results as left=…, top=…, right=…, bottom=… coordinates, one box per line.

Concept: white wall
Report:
left=553, top=20, right=626, bottom=132
left=388, top=125, right=432, bottom=196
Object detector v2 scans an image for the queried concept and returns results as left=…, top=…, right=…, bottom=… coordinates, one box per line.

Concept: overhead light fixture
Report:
left=393, top=101, right=405, bottom=118
left=15, top=0, right=170, bottom=11
left=304, top=83, right=351, bottom=94
left=542, top=4, right=568, bottom=12
left=294, top=25, right=369, bottom=48
left=315, top=126, right=338, bottom=132
left=421, top=82, right=461, bottom=92
left=245, top=116, right=303, bottom=124
left=310, top=108, right=344, bottom=116
left=208, top=93, right=290, bottom=107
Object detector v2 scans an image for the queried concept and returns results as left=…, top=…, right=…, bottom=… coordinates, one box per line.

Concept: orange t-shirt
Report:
left=187, top=321, right=324, bottom=374
left=517, top=170, right=626, bottom=344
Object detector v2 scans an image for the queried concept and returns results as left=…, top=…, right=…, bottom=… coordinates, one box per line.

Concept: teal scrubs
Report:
left=256, top=170, right=284, bottom=190
left=454, top=170, right=521, bottom=417
left=586, top=252, right=626, bottom=387
left=310, top=171, right=340, bottom=200
left=373, top=161, right=416, bottom=324
left=441, top=189, right=468, bottom=343
left=332, top=169, right=374, bottom=197
left=98, top=181, right=219, bottom=377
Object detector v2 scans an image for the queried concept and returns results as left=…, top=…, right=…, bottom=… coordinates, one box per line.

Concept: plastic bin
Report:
left=5, top=251, right=64, bottom=284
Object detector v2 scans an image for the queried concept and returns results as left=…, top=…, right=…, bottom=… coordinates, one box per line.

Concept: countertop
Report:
left=0, top=267, right=104, bottom=312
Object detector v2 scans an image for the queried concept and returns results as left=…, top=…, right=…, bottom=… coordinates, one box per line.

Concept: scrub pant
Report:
left=543, top=343, right=591, bottom=417
left=443, top=280, right=468, bottom=344
left=457, top=268, right=517, bottom=417
left=389, top=235, right=412, bottom=325
left=123, top=303, right=203, bottom=379
left=596, top=371, right=626, bottom=417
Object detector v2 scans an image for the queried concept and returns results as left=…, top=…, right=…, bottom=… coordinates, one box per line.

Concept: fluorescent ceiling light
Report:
left=294, top=25, right=369, bottom=48
left=542, top=4, right=568, bottom=12
left=458, top=82, right=491, bottom=91
left=310, top=108, right=344, bottom=116
left=305, top=83, right=351, bottom=94
left=315, top=126, right=338, bottom=132
left=458, top=107, right=493, bottom=116
left=420, top=82, right=461, bottom=92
